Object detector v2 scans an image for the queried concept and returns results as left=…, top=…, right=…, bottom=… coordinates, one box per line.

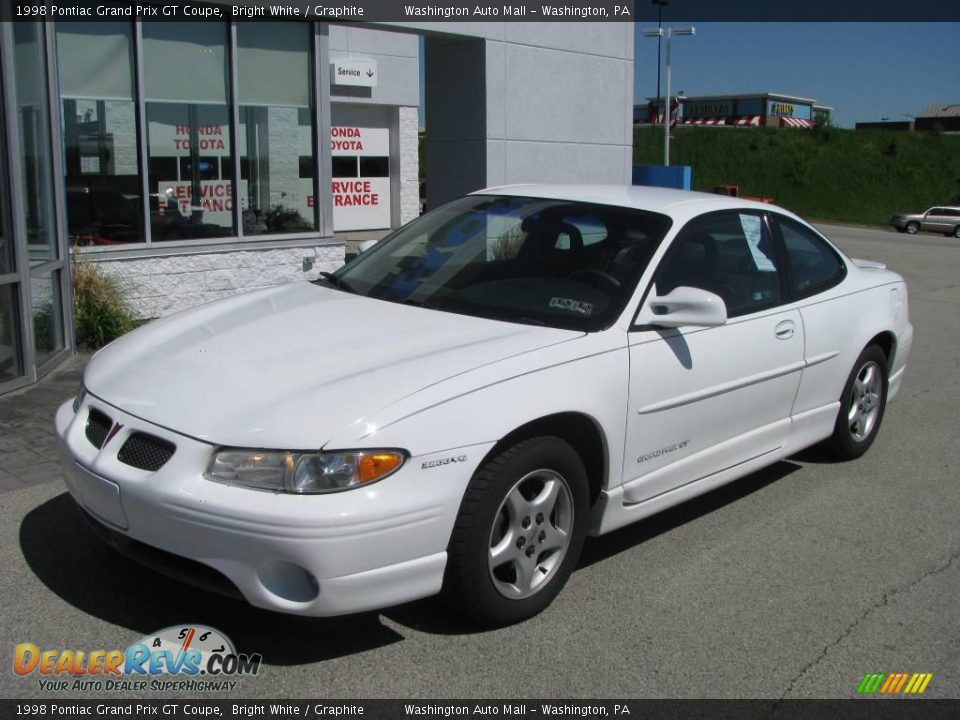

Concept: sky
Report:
left=635, top=22, right=959, bottom=128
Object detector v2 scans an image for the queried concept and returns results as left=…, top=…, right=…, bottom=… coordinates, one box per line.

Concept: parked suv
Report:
left=890, top=206, right=960, bottom=237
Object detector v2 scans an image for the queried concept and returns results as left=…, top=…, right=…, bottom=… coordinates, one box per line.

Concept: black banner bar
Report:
left=2, top=700, right=960, bottom=719
left=3, top=0, right=960, bottom=23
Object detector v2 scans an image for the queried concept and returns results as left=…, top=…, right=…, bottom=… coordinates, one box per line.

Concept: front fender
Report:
left=324, top=332, right=630, bottom=491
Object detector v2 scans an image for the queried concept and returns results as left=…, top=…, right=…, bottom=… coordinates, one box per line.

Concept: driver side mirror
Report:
left=636, top=286, right=728, bottom=328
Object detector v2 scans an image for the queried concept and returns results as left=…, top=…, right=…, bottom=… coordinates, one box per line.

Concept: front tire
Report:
left=905, top=221, right=920, bottom=234
left=443, top=437, right=589, bottom=626
left=824, top=345, right=889, bottom=460
left=952, top=225, right=960, bottom=238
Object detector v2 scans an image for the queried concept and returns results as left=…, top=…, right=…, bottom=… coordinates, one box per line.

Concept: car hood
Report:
left=84, top=283, right=581, bottom=448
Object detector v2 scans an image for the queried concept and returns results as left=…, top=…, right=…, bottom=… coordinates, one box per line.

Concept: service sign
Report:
left=331, top=60, right=378, bottom=87
left=329, top=126, right=390, bottom=157
left=299, top=126, right=392, bottom=231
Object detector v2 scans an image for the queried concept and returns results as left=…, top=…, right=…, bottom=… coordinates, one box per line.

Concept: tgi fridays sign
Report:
left=327, top=125, right=391, bottom=231
left=684, top=100, right=732, bottom=118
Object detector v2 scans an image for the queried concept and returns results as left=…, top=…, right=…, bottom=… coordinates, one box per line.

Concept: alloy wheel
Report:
left=848, top=360, right=882, bottom=442
left=488, top=469, right=574, bottom=600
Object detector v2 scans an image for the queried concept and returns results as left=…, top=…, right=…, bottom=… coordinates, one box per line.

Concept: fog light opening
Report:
left=257, top=561, right=320, bottom=603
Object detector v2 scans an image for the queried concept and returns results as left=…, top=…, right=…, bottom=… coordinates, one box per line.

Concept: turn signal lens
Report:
left=357, top=452, right=404, bottom=484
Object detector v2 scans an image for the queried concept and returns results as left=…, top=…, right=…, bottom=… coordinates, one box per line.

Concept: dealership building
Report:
left=0, top=12, right=634, bottom=394
left=635, top=92, right=832, bottom=128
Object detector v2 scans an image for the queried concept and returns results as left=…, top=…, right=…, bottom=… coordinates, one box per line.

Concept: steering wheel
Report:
left=568, top=269, right=622, bottom=289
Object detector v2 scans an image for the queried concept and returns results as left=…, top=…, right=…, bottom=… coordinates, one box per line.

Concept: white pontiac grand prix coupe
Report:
left=56, top=186, right=913, bottom=626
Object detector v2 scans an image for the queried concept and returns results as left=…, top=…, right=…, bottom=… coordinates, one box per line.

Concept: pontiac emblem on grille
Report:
left=104, top=423, right=124, bottom=445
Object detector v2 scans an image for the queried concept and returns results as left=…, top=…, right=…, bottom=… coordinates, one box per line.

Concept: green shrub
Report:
left=32, top=304, right=53, bottom=354
left=634, top=125, right=960, bottom=225
left=263, top=205, right=312, bottom=232
left=71, top=257, right=135, bottom=349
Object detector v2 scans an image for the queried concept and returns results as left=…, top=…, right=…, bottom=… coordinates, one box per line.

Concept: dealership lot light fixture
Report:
left=643, top=25, right=696, bottom=166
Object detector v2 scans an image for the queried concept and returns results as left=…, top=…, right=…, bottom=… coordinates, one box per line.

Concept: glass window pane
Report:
left=237, top=23, right=315, bottom=236
left=31, top=269, right=64, bottom=367
left=57, top=22, right=143, bottom=247
left=0, top=68, right=14, bottom=277
left=359, top=156, right=389, bottom=178
left=658, top=212, right=781, bottom=318
left=14, top=22, right=59, bottom=266
left=332, top=157, right=357, bottom=178
left=777, top=217, right=845, bottom=298
left=143, top=22, right=234, bottom=241
left=0, top=284, right=24, bottom=384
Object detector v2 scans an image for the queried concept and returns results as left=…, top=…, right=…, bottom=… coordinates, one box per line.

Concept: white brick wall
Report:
left=90, top=244, right=346, bottom=319
left=266, top=106, right=302, bottom=212
left=398, top=106, right=420, bottom=225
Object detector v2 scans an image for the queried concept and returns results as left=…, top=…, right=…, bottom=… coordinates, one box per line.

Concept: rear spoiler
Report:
left=851, top=258, right=887, bottom=271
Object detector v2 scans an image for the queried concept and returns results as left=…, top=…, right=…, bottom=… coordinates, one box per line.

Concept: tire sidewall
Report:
left=444, top=437, right=590, bottom=626
left=906, top=222, right=919, bottom=234
left=831, top=345, right=889, bottom=459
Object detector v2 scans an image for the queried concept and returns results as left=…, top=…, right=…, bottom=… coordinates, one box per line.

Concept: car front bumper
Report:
left=55, top=395, right=489, bottom=616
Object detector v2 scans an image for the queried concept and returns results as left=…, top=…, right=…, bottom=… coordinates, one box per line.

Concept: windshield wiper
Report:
left=315, top=272, right=356, bottom=294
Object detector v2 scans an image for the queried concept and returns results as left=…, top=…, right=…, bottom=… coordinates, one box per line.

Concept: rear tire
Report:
left=823, top=345, right=889, bottom=460
left=952, top=225, right=960, bottom=238
left=442, top=437, right=589, bottom=627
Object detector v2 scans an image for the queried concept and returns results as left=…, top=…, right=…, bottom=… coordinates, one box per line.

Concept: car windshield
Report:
left=325, top=195, right=672, bottom=331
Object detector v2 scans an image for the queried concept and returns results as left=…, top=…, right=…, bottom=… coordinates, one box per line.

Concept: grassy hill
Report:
left=633, top=126, right=960, bottom=226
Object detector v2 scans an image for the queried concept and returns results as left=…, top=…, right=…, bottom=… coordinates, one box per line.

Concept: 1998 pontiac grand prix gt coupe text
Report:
left=56, top=186, right=913, bottom=626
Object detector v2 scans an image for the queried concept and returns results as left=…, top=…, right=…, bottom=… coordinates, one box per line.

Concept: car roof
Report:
left=472, top=183, right=786, bottom=220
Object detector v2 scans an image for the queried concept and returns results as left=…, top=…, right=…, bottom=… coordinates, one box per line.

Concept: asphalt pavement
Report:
left=0, top=223, right=957, bottom=699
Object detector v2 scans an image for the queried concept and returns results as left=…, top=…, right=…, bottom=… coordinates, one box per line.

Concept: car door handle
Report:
left=774, top=320, right=795, bottom=340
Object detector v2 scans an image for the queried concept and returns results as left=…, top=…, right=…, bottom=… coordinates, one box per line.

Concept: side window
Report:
left=655, top=211, right=781, bottom=318
left=775, top=216, right=846, bottom=299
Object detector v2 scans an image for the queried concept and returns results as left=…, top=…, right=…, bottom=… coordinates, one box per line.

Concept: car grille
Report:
left=117, top=432, right=176, bottom=472
left=85, top=408, right=113, bottom=449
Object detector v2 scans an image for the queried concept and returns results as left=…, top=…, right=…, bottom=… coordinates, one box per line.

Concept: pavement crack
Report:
left=776, top=549, right=960, bottom=703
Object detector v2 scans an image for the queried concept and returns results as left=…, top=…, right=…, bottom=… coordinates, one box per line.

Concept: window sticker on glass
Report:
left=549, top=297, right=594, bottom=315
left=739, top=214, right=776, bottom=272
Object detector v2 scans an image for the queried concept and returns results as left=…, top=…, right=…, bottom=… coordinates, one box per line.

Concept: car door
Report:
left=770, top=213, right=853, bottom=418
left=922, top=208, right=948, bottom=233
left=622, top=210, right=803, bottom=505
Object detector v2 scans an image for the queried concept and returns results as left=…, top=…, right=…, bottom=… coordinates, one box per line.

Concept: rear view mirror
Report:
left=637, top=286, right=728, bottom=328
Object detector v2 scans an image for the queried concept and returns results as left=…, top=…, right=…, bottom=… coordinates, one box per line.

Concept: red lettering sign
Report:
left=331, top=179, right=379, bottom=207
left=175, top=125, right=224, bottom=136
left=331, top=140, right=364, bottom=151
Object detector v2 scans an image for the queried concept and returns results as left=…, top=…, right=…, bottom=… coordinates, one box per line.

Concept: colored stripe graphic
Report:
left=908, top=673, right=933, bottom=694
left=857, top=672, right=932, bottom=695
left=857, top=673, right=885, bottom=693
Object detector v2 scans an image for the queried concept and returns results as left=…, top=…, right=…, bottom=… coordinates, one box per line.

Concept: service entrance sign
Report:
left=327, top=125, right=391, bottom=231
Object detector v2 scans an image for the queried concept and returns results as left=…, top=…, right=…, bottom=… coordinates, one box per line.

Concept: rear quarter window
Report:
left=774, top=216, right=846, bottom=299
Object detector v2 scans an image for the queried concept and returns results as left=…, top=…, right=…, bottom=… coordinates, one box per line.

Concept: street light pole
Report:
left=652, top=0, right=668, bottom=114
left=643, top=25, right=695, bottom=166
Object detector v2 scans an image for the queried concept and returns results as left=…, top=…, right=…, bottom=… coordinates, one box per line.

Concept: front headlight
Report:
left=204, top=449, right=406, bottom=494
